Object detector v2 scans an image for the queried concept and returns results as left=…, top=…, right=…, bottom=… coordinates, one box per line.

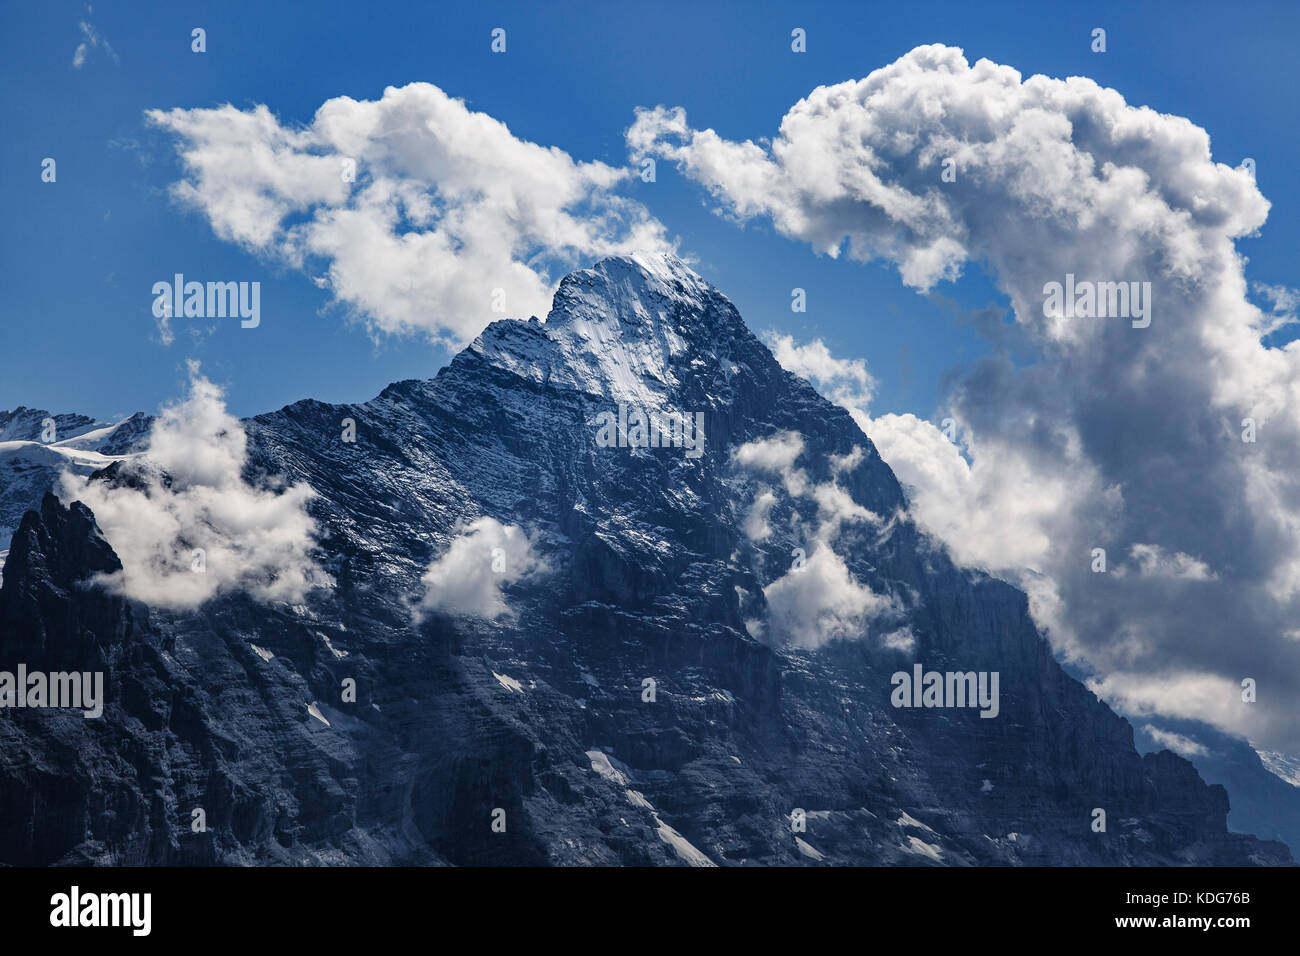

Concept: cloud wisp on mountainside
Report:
left=62, top=365, right=327, bottom=609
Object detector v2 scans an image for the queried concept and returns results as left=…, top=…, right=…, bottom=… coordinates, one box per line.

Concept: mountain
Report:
left=0, top=254, right=1289, bottom=865
left=0, top=409, right=151, bottom=583
left=1135, top=721, right=1300, bottom=855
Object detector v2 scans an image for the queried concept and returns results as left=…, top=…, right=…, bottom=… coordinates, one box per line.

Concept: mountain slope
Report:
left=0, top=254, right=1289, bottom=865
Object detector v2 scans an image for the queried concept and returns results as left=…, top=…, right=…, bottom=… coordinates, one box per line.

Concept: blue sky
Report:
left=2, top=0, right=1297, bottom=424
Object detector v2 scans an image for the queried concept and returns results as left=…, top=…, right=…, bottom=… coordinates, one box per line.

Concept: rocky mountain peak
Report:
left=464, top=253, right=771, bottom=408
left=1, top=492, right=122, bottom=599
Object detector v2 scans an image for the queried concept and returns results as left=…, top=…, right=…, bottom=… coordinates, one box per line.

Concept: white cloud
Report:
left=1143, top=725, right=1209, bottom=758
left=156, top=310, right=174, bottom=346
left=1253, top=283, right=1300, bottom=337
left=148, top=84, right=672, bottom=346
left=733, top=431, right=898, bottom=648
left=732, top=431, right=808, bottom=494
left=881, top=628, right=916, bottom=653
left=1125, top=544, right=1215, bottom=581
left=830, top=446, right=865, bottom=476
left=865, top=411, right=1114, bottom=581
left=416, top=517, right=545, bottom=621
left=764, top=542, right=898, bottom=649
left=762, top=331, right=875, bottom=410
left=636, top=44, right=1300, bottom=753
left=743, top=486, right=778, bottom=541
left=72, top=10, right=117, bottom=69
left=61, top=365, right=327, bottom=609
left=1090, top=672, right=1263, bottom=742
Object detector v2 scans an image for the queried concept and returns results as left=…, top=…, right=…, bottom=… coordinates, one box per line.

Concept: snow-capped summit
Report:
left=468, top=253, right=753, bottom=408
left=545, top=252, right=727, bottom=333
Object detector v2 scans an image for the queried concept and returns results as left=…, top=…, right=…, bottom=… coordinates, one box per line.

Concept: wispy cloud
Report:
left=761, top=331, right=876, bottom=413
left=1144, top=725, right=1209, bottom=758
left=72, top=7, right=117, bottom=70
left=734, top=431, right=901, bottom=649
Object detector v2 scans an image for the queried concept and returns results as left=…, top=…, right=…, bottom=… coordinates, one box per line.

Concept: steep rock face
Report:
left=0, top=494, right=458, bottom=865
left=0, top=255, right=1289, bottom=865
left=0, top=493, right=126, bottom=666
left=1137, top=721, right=1300, bottom=855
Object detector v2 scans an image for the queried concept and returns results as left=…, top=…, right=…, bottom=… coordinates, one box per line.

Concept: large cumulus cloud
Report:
left=149, top=83, right=672, bottom=346
left=631, top=44, right=1300, bottom=753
